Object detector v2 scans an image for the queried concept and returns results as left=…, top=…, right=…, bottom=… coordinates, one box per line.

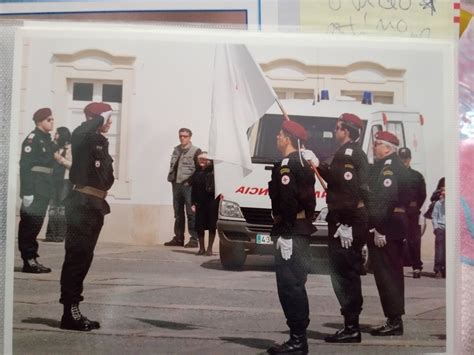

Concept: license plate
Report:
left=256, top=234, right=273, bottom=245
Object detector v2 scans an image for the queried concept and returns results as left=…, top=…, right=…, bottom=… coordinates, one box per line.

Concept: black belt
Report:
left=74, top=185, right=107, bottom=199
left=31, top=166, right=53, bottom=174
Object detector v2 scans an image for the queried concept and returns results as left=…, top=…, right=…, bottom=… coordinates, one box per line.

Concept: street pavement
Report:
left=13, top=240, right=446, bottom=354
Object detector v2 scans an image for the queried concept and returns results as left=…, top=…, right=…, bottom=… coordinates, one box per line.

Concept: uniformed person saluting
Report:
left=398, top=147, right=426, bottom=278
left=318, top=113, right=369, bottom=343
left=59, top=102, right=114, bottom=331
left=267, top=120, right=316, bottom=355
left=368, top=131, right=410, bottom=336
left=18, top=108, right=56, bottom=273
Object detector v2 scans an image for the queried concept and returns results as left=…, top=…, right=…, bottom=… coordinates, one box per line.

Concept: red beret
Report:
left=33, top=108, right=52, bottom=123
left=375, top=131, right=399, bottom=146
left=282, top=120, right=308, bottom=141
left=84, top=102, right=112, bottom=117
left=338, top=113, right=363, bottom=129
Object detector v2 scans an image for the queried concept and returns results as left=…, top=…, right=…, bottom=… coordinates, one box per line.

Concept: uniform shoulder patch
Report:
left=383, top=170, right=393, bottom=176
left=280, top=167, right=291, bottom=175
left=281, top=175, right=291, bottom=185
left=281, top=158, right=289, bottom=166
left=383, top=178, right=392, bottom=187
left=344, top=163, right=354, bottom=169
left=24, top=146, right=32, bottom=153
left=27, top=133, right=35, bottom=139
left=384, top=159, right=392, bottom=165
left=344, top=148, right=353, bottom=156
left=344, top=171, right=353, bottom=181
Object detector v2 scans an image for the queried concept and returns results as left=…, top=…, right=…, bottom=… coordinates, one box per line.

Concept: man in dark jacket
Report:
left=59, top=102, right=115, bottom=331
left=18, top=108, right=56, bottom=273
left=267, top=119, right=315, bottom=355
left=398, top=147, right=426, bottom=278
left=368, top=131, right=410, bottom=336
left=318, top=113, right=370, bottom=343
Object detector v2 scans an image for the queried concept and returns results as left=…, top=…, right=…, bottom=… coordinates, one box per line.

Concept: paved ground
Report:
left=13, top=241, right=446, bottom=354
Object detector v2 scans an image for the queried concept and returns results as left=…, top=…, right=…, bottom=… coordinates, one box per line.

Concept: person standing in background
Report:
left=46, top=126, right=72, bottom=242
left=18, top=108, right=55, bottom=273
left=432, top=186, right=446, bottom=278
left=191, top=152, right=219, bottom=256
left=398, top=147, right=426, bottom=279
left=164, top=128, right=202, bottom=248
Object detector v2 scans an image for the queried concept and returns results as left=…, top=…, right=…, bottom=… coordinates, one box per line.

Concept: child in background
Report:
left=432, top=186, right=446, bottom=278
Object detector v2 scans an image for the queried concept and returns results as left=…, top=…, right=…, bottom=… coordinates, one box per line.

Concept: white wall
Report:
left=18, top=29, right=448, bottom=208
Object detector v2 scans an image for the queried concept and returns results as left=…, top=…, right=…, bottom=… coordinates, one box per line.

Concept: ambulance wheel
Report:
left=219, top=241, right=247, bottom=270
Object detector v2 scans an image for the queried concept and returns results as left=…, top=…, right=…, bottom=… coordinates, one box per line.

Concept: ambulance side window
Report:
left=386, top=122, right=406, bottom=147
left=367, top=125, right=383, bottom=163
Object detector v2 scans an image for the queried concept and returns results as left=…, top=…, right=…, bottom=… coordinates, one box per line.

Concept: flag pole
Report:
left=274, top=97, right=328, bottom=191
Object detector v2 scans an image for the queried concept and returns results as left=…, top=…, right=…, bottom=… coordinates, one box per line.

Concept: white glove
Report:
left=101, top=110, right=113, bottom=121
left=276, top=237, right=293, bottom=260
left=373, top=229, right=387, bottom=248
left=23, top=195, right=34, bottom=208
left=301, top=149, right=319, bottom=168
left=334, top=224, right=353, bottom=249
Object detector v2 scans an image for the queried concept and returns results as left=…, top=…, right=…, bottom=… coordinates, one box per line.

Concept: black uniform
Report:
left=18, top=128, right=55, bottom=261
left=191, top=165, right=218, bottom=233
left=268, top=151, right=316, bottom=336
left=367, top=153, right=409, bottom=319
left=317, top=141, right=369, bottom=322
left=404, top=167, right=426, bottom=270
left=60, top=116, right=114, bottom=305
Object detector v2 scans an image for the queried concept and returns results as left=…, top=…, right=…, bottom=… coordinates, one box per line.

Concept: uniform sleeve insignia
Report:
left=24, top=146, right=32, bottom=153
left=95, top=160, right=101, bottom=168
left=383, top=178, right=392, bottom=187
left=384, top=159, right=392, bottom=165
left=281, top=175, right=290, bottom=185
left=27, top=133, right=35, bottom=139
left=344, top=164, right=354, bottom=169
left=281, top=158, right=289, bottom=166
left=280, top=167, right=291, bottom=175
left=383, top=170, right=394, bottom=176
left=96, top=145, right=103, bottom=150
left=344, top=148, right=353, bottom=156
left=344, top=171, right=353, bottom=181
left=42, top=148, right=46, bottom=152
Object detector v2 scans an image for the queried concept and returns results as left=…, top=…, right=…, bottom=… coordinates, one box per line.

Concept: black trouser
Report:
left=274, top=236, right=311, bottom=335
left=368, top=238, right=405, bottom=318
left=406, top=213, right=423, bottom=270
left=18, top=194, right=50, bottom=261
left=327, top=208, right=368, bottom=319
left=60, top=203, right=104, bottom=304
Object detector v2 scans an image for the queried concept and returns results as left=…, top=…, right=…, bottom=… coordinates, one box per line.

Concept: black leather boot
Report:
left=22, top=259, right=51, bottom=273
left=370, top=317, right=403, bottom=336
left=325, top=314, right=361, bottom=343
left=164, top=237, right=184, bottom=247
left=267, top=333, right=308, bottom=354
left=60, top=304, right=100, bottom=331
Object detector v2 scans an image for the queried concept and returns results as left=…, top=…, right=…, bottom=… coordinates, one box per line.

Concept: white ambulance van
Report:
left=215, top=97, right=425, bottom=270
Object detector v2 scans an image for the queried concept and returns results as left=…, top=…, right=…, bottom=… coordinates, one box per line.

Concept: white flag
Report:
left=208, top=44, right=276, bottom=175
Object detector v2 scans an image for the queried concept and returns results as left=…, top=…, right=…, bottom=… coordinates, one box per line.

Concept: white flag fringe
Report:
left=208, top=44, right=276, bottom=175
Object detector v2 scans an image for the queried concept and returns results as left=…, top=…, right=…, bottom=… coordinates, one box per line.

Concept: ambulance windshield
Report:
left=252, top=114, right=345, bottom=164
